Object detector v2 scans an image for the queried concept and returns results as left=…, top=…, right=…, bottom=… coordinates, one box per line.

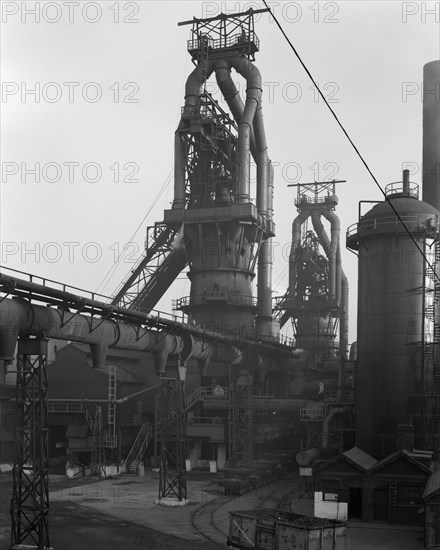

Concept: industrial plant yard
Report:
left=1, top=2, right=440, bottom=550
left=0, top=469, right=425, bottom=549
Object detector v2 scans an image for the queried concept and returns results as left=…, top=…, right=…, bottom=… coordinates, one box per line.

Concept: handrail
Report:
left=124, top=423, right=151, bottom=469
left=173, top=293, right=259, bottom=309
left=187, top=31, right=260, bottom=53
left=347, top=214, right=433, bottom=239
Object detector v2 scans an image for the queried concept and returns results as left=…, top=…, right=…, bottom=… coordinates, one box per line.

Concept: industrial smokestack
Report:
left=422, top=60, right=440, bottom=210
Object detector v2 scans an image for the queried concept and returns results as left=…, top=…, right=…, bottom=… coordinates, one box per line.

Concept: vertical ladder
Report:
left=388, top=481, right=397, bottom=522
left=106, top=366, right=117, bottom=448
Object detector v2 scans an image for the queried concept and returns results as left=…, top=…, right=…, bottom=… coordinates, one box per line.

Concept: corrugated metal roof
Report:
left=342, top=447, right=377, bottom=470
left=370, top=449, right=432, bottom=474
left=424, top=469, right=440, bottom=499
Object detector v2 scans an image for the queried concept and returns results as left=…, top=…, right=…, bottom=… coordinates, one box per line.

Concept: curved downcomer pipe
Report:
left=321, top=211, right=341, bottom=301
left=311, top=212, right=349, bottom=358
left=289, top=211, right=311, bottom=296
left=173, top=59, right=215, bottom=209
left=176, top=56, right=262, bottom=206
left=0, top=298, right=241, bottom=375
left=322, top=407, right=348, bottom=449
left=218, top=56, right=262, bottom=204
left=296, top=406, right=348, bottom=466
left=215, top=62, right=274, bottom=326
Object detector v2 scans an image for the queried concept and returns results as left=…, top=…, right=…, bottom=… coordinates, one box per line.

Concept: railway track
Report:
left=190, top=474, right=299, bottom=547
left=190, top=497, right=232, bottom=548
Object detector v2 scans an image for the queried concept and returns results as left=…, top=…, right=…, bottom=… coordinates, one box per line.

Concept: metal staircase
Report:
left=124, top=423, right=153, bottom=474
left=110, top=224, right=188, bottom=312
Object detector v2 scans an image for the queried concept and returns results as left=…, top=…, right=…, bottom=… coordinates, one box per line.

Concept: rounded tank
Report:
left=347, top=184, right=439, bottom=457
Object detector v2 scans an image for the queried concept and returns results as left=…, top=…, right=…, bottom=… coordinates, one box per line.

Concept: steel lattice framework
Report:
left=110, top=223, right=188, bottom=312
left=158, top=379, right=187, bottom=502
left=229, top=373, right=253, bottom=465
left=10, top=337, right=51, bottom=550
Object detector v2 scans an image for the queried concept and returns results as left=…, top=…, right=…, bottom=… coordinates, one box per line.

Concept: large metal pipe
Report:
left=340, top=273, right=349, bottom=358
left=180, top=56, right=261, bottom=205
left=422, top=60, right=440, bottom=210
left=0, top=297, right=238, bottom=375
left=215, top=61, right=273, bottom=328
left=321, top=211, right=341, bottom=301
left=311, top=212, right=349, bottom=357
left=289, top=212, right=311, bottom=296
left=322, top=407, right=347, bottom=449
left=214, top=62, right=258, bottom=161
left=227, top=56, right=262, bottom=204
left=173, top=130, right=187, bottom=209
left=173, top=60, right=215, bottom=208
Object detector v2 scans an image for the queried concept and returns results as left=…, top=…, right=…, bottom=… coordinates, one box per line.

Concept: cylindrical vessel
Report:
left=347, top=186, right=439, bottom=457
left=422, top=60, right=440, bottom=210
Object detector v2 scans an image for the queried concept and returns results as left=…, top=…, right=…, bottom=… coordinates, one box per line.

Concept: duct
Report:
left=253, top=103, right=268, bottom=217
left=173, top=131, right=187, bottom=209
left=340, top=273, right=349, bottom=358
left=311, top=212, right=349, bottom=357
left=322, top=407, right=347, bottom=449
left=173, top=59, right=215, bottom=209
left=215, top=58, right=274, bottom=331
left=289, top=211, right=311, bottom=296
left=321, top=211, right=341, bottom=301
left=183, top=58, right=215, bottom=114
left=257, top=239, right=272, bottom=324
left=296, top=447, right=321, bottom=466
left=422, top=60, right=440, bottom=210
left=215, top=56, right=262, bottom=205
left=267, top=160, right=274, bottom=220
left=182, top=55, right=262, bottom=204
left=0, top=298, right=235, bottom=375
left=47, top=383, right=163, bottom=405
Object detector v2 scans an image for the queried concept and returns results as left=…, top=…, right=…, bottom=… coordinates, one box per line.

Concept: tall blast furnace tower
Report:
left=165, top=10, right=277, bottom=343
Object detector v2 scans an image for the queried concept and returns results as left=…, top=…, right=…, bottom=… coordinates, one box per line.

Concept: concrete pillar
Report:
left=189, top=440, right=202, bottom=468
left=217, top=443, right=226, bottom=470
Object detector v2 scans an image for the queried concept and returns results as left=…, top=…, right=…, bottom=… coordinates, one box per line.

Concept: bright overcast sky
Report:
left=1, top=0, right=439, bottom=344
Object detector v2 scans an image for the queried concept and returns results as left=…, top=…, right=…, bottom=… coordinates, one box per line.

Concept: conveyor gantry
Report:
left=110, top=223, right=188, bottom=313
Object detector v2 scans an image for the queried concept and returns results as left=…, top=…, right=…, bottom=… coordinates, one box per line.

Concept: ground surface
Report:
left=0, top=469, right=425, bottom=550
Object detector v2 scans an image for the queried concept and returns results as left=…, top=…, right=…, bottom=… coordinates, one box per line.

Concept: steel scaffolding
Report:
left=10, top=337, right=51, bottom=550
left=158, top=379, right=187, bottom=502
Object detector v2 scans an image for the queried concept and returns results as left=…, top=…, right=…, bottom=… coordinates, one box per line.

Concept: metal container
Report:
left=228, top=509, right=348, bottom=550
left=347, top=185, right=439, bottom=456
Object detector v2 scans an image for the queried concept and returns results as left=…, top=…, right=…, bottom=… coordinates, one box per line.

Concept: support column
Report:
left=158, top=379, right=187, bottom=503
left=229, top=370, right=253, bottom=466
left=10, top=337, right=51, bottom=550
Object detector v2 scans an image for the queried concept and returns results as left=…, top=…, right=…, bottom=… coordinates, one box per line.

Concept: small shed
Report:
left=423, top=468, right=440, bottom=548
left=368, top=449, right=431, bottom=525
left=313, top=447, right=377, bottom=521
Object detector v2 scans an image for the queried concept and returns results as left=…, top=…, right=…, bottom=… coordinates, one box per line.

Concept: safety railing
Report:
left=294, top=194, right=338, bottom=206
left=299, top=408, right=325, bottom=421
left=173, top=292, right=259, bottom=309
left=347, top=214, right=434, bottom=240
left=187, top=31, right=260, bottom=53
left=385, top=181, right=419, bottom=198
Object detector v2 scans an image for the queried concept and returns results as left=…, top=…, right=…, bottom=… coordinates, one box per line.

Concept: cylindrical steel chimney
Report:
left=422, top=60, right=440, bottom=210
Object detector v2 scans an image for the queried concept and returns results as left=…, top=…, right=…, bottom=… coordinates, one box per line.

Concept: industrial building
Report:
left=0, top=6, right=439, bottom=550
